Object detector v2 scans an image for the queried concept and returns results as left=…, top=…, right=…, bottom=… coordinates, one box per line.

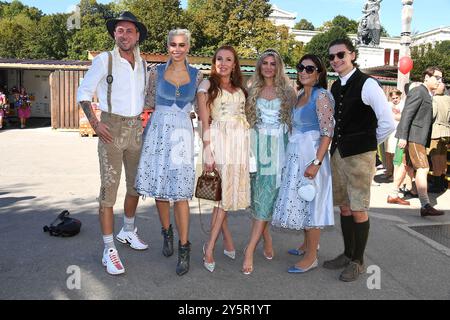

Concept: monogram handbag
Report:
left=195, top=169, right=222, bottom=234
left=195, top=169, right=222, bottom=201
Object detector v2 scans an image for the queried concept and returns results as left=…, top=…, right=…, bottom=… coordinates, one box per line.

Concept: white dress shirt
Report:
left=77, top=47, right=146, bottom=117
left=339, top=68, right=395, bottom=144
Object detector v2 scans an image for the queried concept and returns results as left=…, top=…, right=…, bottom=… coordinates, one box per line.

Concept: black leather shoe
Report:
left=402, top=189, right=418, bottom=198
left=161, top=224, right=174, bottom=257
left=176, top=240, right=191, bottom=276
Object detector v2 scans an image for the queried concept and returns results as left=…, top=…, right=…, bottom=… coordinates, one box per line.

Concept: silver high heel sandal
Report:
left=223, top=249, right=236, bottom=260
left=203, top=243, right=215, bottom=272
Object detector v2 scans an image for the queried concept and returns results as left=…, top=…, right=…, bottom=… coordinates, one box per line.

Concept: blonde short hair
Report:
left=167, top=29, right=191, bottom=47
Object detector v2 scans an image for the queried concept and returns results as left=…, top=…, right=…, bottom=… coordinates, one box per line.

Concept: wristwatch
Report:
left=312, top=159, right=322, bottom=166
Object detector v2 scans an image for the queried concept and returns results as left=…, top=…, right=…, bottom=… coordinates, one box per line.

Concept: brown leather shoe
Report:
left=323, top=253, right=351, bottom=270
left=339, top=261, right=365, bottom=282
left=420, top=205, right=445, bottom=217
left=387, top=196, right=410, bottom=205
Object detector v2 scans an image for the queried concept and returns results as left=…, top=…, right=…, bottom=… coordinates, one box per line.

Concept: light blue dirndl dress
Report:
left=135, top=62, right=201, bottom=201
left=272, top=87, right=335, bottom=230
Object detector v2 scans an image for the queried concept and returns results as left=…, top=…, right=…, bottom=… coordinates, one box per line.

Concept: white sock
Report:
left=123, top=216, right=135, bottom=232
left=103, top=234, right=115, bottom=251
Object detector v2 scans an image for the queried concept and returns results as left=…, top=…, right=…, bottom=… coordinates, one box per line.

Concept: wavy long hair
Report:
left=245, top=49, right=295, bottom=130
left=207, top=45, right=247, bottom=108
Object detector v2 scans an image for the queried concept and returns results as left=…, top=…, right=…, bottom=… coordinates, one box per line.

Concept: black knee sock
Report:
left=340, top=215, right=355, bottom=259
left=353, top=219, right=370, bottom=265
left=441, top=175, right=447, bottom=191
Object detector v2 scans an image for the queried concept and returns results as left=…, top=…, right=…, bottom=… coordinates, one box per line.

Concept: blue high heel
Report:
left=287, top=244, right=320, bottom=256
left=288, top=259, right=318, bottom=273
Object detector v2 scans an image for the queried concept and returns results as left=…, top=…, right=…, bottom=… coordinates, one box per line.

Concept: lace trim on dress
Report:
left=315, top=90, right=335, bottom=137
left=144, top=65, right=158, bottom=110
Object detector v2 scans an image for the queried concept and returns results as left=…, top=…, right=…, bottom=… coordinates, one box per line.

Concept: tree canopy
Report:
left=0, top=0, right=445, bottom=77
left=294, top=19, right=315, bottom=31
left=117, top=0, right=184, bottom=53
left=411, top=41, right=450, bottom=82
left=304, top=26, right=351, bottom=70
left=319, top=15, right=389, bottom=37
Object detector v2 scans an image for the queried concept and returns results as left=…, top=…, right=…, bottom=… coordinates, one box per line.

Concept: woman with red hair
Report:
left=197, top=45, right=250, bottom=272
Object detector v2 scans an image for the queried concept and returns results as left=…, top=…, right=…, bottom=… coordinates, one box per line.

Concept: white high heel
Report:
left=263, top=250, right=274, bottom=260
left=242, top=246, right=253, bottom=275
left=223, top=249, right=236, bottom=260
left=203, top=243, right=215, bottom=272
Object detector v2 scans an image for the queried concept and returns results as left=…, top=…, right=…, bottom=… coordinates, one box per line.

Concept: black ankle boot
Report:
left=161, top=224, right=174, bottom=257
left=176, top=240, right=191, bottom=276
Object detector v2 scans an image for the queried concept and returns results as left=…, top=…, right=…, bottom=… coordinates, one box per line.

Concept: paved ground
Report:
left=0, top=124, right=449, bottom=300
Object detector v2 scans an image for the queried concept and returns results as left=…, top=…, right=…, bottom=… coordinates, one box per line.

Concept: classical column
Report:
left=397, top=0, right=414, bottom=94
left=390, top=48, right=395, bottom=66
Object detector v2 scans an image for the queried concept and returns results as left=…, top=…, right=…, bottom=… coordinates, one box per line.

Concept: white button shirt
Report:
left=339, top=68, right=395, bottom=144
left=77, top=47, right=146, bottom=117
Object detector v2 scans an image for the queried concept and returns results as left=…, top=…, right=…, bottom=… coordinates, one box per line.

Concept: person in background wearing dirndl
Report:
left=272, top=54, right=335, bottom=273
left=135, top=29, right=203, bottom=276
left=241, top=49, right=296, bottom=275
left=0, top=88, right=8, bottom=129
left=17, top=87, right=31, bottom=129
left=197, top=45, right=250, bottom=273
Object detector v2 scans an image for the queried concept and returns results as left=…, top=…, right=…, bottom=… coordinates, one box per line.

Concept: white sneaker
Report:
left=102, top=248, right=125, bottom=275
left=116, top=227, right=149, bottom=250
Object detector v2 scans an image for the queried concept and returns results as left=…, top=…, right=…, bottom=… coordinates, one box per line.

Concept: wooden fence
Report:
left=50, top=70, right=86, bottom=129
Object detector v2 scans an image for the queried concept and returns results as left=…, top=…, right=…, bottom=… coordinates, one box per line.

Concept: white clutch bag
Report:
left=297, top=161, right=317, bottom=202
left=298, top=183, right=316, bottom=202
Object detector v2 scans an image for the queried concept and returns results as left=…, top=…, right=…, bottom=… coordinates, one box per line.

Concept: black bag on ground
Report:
left=43, top=210, right=81, bottom=237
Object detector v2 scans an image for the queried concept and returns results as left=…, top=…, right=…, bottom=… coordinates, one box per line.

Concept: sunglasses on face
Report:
left=328, top=51, right=349, bottom=61
left=296, top=64, right=318, bottom=74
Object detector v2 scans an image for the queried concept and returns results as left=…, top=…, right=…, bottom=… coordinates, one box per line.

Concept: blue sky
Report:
left=6, top=0, right=450, bottom=37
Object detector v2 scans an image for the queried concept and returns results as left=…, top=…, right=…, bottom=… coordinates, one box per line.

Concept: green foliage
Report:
left=0, top=17, right=29, bottom=58
left=294, top=19, right=315, bottom=31
left=186, top=0, right=278, bottom=58
left=66, top=0, right=116, bottom=60
left=27, top=14, right=72, bottom=60
left=318, top=15, right=389, bottom=37
left=68, top=26, right=114, bottom=60
left=0, top=0, right=46, bottom=58
left=411, top=41, right=450, bottom=82
left=0, top=0, right=42, bottom=20
left=305, top=26, right=350, bottom=70
left=117, top=0, right=184, bottom=53
left=329, top=15, right=358, bottom=33
left=0, top=0, right=368, bottom=71
left=187, top=0, right=206, bottom=13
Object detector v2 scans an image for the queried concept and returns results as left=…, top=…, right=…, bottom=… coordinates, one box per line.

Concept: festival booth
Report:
left=0, top=58, right=90, bottom=129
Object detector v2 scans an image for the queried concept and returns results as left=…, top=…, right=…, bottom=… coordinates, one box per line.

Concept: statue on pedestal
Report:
left=357, top=0, right=382, bottom=46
